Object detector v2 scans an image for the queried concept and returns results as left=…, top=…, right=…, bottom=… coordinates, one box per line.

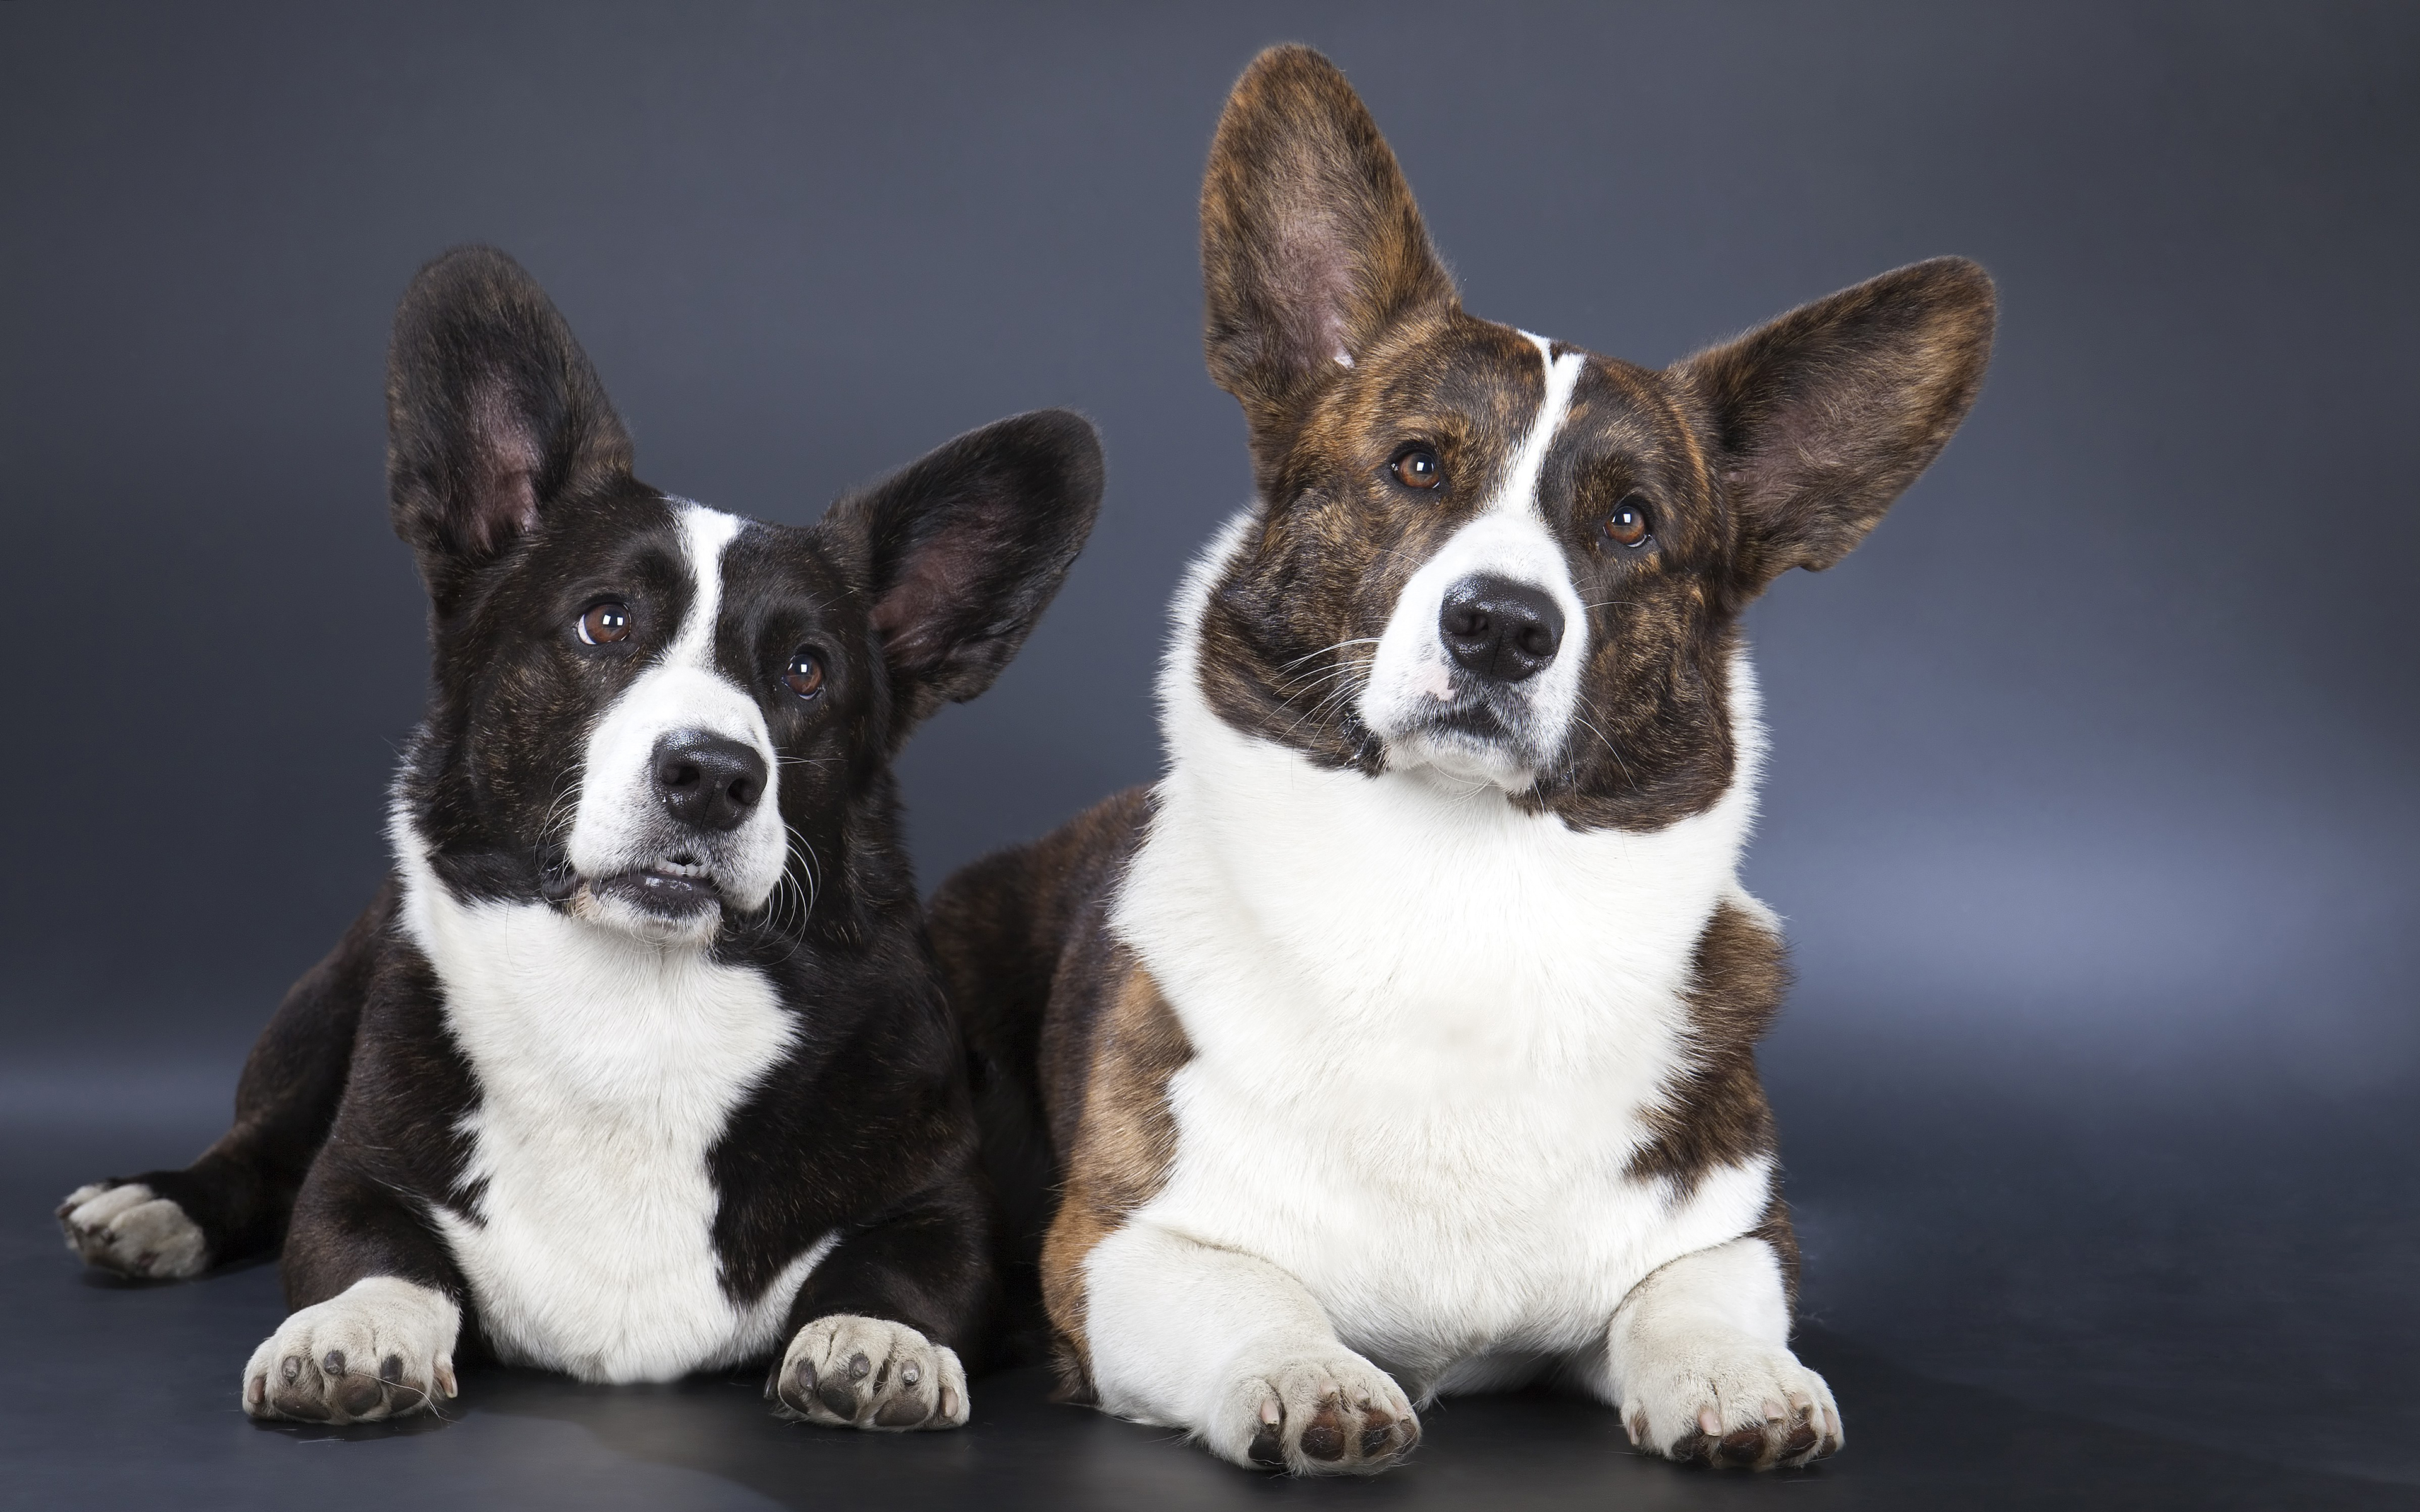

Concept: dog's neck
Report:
left=1114, top=509, right=1764, bottom=1087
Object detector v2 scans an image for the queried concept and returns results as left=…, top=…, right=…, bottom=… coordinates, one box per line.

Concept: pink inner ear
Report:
left=464, top=383, right=543, bottom=554
left=1269, top=207, right=1358, bottom=374
left=870, top=524, right=995, bottom=672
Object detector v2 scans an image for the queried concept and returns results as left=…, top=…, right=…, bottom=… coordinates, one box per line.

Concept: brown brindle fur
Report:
left=1033, top=956, right=1190, bottom=1399
left=933, top=43, right=1992, bottom=1421
left=929, top=789, right=1185, bottom=1399
left=1192, top=51, right=1991, bottom=834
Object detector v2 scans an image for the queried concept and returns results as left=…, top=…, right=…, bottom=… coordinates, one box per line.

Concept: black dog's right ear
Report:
left=830, top=410, right=1104, bottom=748
left=1201, top=46, right=1458, bottom=466
left=386, top=246, right=633, bottom=593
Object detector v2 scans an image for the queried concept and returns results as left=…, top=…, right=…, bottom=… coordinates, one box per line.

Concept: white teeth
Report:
left=653, top=861, right=711, bottom=879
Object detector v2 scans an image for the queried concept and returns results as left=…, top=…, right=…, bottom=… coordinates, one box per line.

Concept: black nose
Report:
left=652, top=733, right=767, bottom=832
left=1439, top=575, right=1565, bottom=684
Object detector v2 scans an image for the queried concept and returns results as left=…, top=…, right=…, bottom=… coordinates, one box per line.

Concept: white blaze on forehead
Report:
left=1495, top=331, right=1586, bottom=518
left=667, top=504, right=744, bottom=667
left=1356, top=331, right=1593, bottom=788
left=563, top=501, right=788, bottom=927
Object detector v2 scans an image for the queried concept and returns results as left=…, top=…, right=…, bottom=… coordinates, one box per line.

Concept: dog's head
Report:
left=387, top=248, right=1102, bottom=945
left=1189, top=46, right=1995, bottom=828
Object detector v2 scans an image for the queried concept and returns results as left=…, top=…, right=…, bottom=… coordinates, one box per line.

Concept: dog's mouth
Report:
left=543, top=853, right=726, bottom=924
left=1385, top=691, right=1553, bottom=789
left=590, top=862, right=723, bottom=919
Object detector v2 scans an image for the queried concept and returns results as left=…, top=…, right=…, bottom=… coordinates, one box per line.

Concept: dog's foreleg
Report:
left=763, top=1182, right=989, bottom=1431
left=1596, top=1235, right=1841, bottom=1469
left=60, top=883, right=394, bottom=1278
left=1080, top=1220, right=1420, bottom=1475
left=241, top=1148, right=466, bottom=1424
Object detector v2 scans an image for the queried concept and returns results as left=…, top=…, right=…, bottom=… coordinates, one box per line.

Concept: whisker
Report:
left=1272, top=636, right=1380, bottom=673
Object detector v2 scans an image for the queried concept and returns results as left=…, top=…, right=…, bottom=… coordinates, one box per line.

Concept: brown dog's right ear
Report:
left=1202, top=45, right=1457, bottom=452
left=386, top=246, right=634, bottom=600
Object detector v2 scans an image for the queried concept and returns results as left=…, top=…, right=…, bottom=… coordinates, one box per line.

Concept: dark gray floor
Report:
left=8, top=1070, right=2415, bottom=1512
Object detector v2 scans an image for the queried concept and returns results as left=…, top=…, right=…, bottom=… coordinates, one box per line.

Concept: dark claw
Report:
left=280, top=1356, right=303, bottom=1385
left=1717, top=1424, right=1768, bottom=1466
left=1359, top=1407, right=1397, bottom=1458
left=817, top=1377, right=862, bottom=1421
left=847, top=1351, right=871, bottom=1382
left=333, top=1372, right=384, bottom=1417
left=874, top=1390, right=929, bottom=1428
left=380, top=1355, right=405, bottom=1386
left=1299, top=1396, right=1348, bottom=1462
left=322, top=1349, right=347, bottom=1376
left=1248, top=1420, right=1284, bottom=1467
left=272, top=1387, right=331, bottom=1422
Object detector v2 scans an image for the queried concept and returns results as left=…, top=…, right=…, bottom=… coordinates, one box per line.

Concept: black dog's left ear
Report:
left=832, top=409, right=1105, bottom=743
left=1676, top=256, right=1997, bottom=598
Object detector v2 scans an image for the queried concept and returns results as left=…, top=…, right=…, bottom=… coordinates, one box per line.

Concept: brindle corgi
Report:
left=931, top=44, right=1994, bottom=1475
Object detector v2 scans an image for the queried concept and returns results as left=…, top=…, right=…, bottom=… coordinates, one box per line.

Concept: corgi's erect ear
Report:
left=1676, top=256, right=1997, bottom=597
left=831, top=409, right=1105, bottom=748
left=1201, top=46, right=1456, bottom=444
left=386, top=246, right=633, bottom=597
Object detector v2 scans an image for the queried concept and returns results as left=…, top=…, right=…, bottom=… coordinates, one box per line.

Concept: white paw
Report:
left=57, top=1182, right=207, bottom=1280
left=243, top=1277, right=461, bottom=1424
left=1203, top=1348, right=1420, bottom=1476
left=1618, top=1326, right=1840, bottom=1469
left=771, top=1315, right=968, bottom=1431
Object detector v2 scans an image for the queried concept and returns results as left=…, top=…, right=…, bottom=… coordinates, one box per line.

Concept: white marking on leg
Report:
left=243, top=1276, right=462, bottom=1423
left=59, top=1181, right=206, bottom=1280
left=1591, top=1237, right=1841, bottom=1467
left=1083, top=1220, right=1418, bottom=1474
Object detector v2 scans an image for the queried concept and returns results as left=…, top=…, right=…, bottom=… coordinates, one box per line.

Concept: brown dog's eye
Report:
left=784, top=650, right=825, bottom=699
left=1605, top=498, right=1652, bottom=548
left=1390, top=449, right=1443, bottom=490
left=578, top=600, right=631, bottom=644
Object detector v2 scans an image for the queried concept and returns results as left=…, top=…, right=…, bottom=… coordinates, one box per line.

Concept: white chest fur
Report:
left=1107, top=517, right=1778, bottom=1392
left=393, top=827, right=829, bottom=1383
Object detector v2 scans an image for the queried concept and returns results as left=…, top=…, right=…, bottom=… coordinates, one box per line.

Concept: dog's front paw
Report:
left=1206, top=1348, right=1419, bottom=1476
left=770, top=1315, right=967, bottom=1431
left=58, top=1181, right=207, bottom=1280
left=243, top=1278, right=460, bottom=1424
left=1620, top=1327, right=1840, bottom=1470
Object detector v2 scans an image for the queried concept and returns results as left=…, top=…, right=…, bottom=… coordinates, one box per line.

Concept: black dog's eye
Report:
left=1390, top=448, right=1443, bottom=490
left=578, top=600, right=631, bottom=644
left=1605, top=498, right=1652, bottom=549
left=784, top=649, right=826, bottom=699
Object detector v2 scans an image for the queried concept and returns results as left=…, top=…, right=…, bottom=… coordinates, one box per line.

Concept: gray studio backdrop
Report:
left=4, top=0, right=2414, bottom=1486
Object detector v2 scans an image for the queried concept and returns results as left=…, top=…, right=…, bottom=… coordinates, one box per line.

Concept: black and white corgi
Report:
left=930, top=47, right=1993, bottom=1474
left=57, top=246, right=1103, bottom=1431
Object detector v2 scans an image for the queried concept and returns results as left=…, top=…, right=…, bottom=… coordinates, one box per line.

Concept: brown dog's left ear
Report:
left=1676, top=256, right=1997, bottom=597
left=831, top=409, right=1105, bottom=745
